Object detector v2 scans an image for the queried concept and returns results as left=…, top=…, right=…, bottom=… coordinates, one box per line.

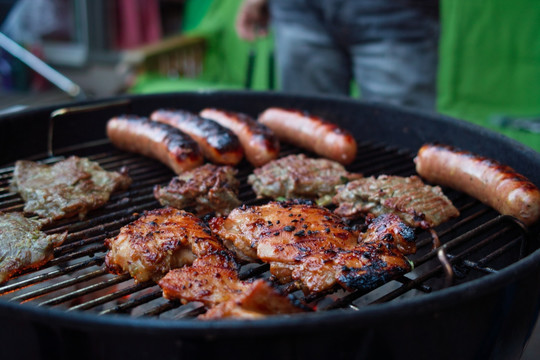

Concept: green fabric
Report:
left=130, top=0, right=275, bottom=94
left=181, top=0, right=214, bottom=32
left=184, top=0, right=274, bottom=89
left=130, top=73, right=244, bottom=94
left=437, top=0, right=540, bottom=152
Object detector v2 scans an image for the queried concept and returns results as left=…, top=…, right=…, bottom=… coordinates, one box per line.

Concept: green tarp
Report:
left=438, top=0, right=540, bottom=151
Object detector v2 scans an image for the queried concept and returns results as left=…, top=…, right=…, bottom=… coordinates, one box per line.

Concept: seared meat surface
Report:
left=247, top=154, right=361, bottom=205
left=154, top=164, right=241, bottom=216
left=199, top=279, right=305, bottom=319
left=333, top=175, right=459, bottom=229
left=0, top=212, right=67, bottom=284
left=158, top=228, right=304, bottom=319
left=159, top=254, right=243, bottom=306
left=105, top=207, right=224, bottom=283
left=209, top=201, right=416, bottom=293
left=160, top=254, right=304, bottom=319
left=10, top=156, right=131, bottom=221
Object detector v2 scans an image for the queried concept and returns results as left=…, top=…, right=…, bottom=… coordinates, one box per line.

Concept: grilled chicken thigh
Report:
left=105, top=207, right=225, bottom=283
left=199, top=279, right=305, bottom=319
left=159, top=254, right=303, bottom=319
left=107, top=206, right=303, bottom=318
left=209, top=201, right=416, bottom=293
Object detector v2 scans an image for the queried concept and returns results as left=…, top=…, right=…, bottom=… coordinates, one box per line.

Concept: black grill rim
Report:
left=1, top=90, right=540, bottom=334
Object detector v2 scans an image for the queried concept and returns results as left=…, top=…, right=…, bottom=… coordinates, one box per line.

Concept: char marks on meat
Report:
left=145, top=209, right=304, bottom=319
left=150, top=109, right=244, bottom=166
left=154, top=164, right=241, bottom=216
left=209, top=201, right=416, bottom=294
left=159, top=256, right=304, bottom=319
left=10, top=156, right=131, bottom=221
left=333, top=175, right=459, bottom=229
left=199, top=279, right=305, bottom=319
left=0, top=212, right=67, bottom=284
left=105, top=207, right=226, bottom=283
left=247, top=154, right=362, bottom=205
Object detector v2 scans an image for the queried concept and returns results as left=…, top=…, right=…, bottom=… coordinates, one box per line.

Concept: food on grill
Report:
left=257, top=107, right=357, bottom=165
left=332, top=175, right=460, bottom=229
left=10, top=156, right=131, bottom=221
left=150, top=109, right=244, bottom=166
left=0, top=212, right=67, bottom=284
left=247, top=154, right=362, bottom=205
left=199, top=279, right=305, bottom=319
left=107, top=115, right=204, bottom=174
left=209, top=201, right=416, bottom=293
left=159, top=256, right=303, bottom=319
left=153, top=164, right=241, bottom=216
left=199, top=108, right=280, bottom=167
left=415, top=143, right=540, bottom=226
left=146, top=209, right=304, bottom=319
left=105, top=207, right=226, bottom=283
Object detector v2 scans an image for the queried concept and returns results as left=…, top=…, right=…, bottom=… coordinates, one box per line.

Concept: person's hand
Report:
left=236, top=0, right=269, bottom=41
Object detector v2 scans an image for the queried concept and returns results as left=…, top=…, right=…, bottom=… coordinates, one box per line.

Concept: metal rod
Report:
left=0, top=32, right=85, bottom=98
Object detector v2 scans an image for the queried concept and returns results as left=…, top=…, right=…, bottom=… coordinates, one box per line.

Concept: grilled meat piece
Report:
left=105, top=207, right=226, bottom=283
left=150, top=109, right=244, bottom=166
left=209, top=201, right=416, bottom=293
left=200, top=108, right=280, bottom=167
left=199, top=279, right=305, bottom=320
left=160, top=254, right=242, bottom=306
left=10, top=156, right=131, bottom=221
left=159, top=255, right=304, bottom=319
left=247, top=154, right=362, bottom=205
left=107, top=115, right=204, bottom=174
left=0, top=212, right=67, bottom=284
left=333, top=175, right=460, bottom=229
left=154, top=164, right=241, bottom=216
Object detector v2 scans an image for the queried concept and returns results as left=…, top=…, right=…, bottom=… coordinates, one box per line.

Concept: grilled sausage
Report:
left=414, top=143, right=540, bottom=226
left=199, top=108, right=280, bottom=167
left=107, top=115, right=204, bottom=174
left=257, top=107, right=357, bottom=165
left=150, top=109, right=244, bottom=166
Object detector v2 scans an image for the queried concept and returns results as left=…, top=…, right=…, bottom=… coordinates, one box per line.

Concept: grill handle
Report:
left=48, top=99, right=132, bottom=156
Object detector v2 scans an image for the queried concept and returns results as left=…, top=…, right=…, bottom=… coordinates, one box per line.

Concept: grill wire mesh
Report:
left=0, top=138, right=534, bottom=320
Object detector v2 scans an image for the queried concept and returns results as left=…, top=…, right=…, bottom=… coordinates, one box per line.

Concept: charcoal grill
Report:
left=0, top=91, right=539, bottom=360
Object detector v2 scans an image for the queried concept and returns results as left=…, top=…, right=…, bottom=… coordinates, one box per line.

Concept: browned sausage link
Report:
left=107, top=115, right=204, bottom=174
left=150, top=109, right=244, bottom=166
left=414, top=143, right=540, bottom=226
left=200, top=108, right=280, bottom=167
left=257, top=107, right=357, bottom=165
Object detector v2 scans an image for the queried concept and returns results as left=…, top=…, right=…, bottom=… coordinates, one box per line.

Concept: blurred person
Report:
left=236, top=0, right=439, bottom=111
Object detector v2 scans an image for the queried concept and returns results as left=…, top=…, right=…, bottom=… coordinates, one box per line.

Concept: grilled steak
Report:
left=159, top=256, right=303, bottom=319
left=209, top=201, right=416, bottom=294
left=10, top=156, right=131, bottom=221
left=154, top=164, right=241, bottom=216
left=332, top=175, right=460, bottom=229
left=105, top=207, right=226, bottom=283
left=0, top=212, right=67, bottom=284
left=247, top=154, right=362, bottom=205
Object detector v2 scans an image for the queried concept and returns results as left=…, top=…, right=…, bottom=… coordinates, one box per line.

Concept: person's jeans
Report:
left=270, top=0, right=440, bottom=110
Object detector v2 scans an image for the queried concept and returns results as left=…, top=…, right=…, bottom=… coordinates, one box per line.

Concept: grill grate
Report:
left=0, top=138, right=534, bottom=320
